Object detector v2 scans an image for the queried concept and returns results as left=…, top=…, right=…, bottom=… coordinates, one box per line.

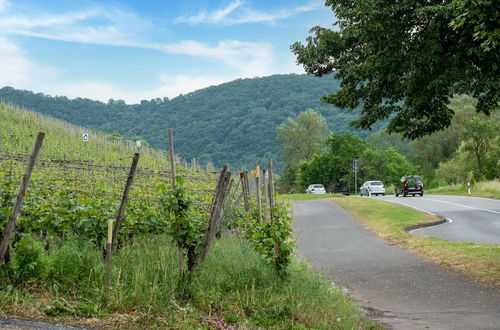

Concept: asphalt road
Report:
left=377, top=194, right=500, bottom=244
left=293, top=200, right=500, bottom=329
left=0, top=318, right=84, bottom=329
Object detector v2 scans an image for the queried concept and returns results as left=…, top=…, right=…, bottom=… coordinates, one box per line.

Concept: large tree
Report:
left=296, top=133, right=370, bottom=190
left=462, top=118, right=499, bottom=174
left=451, top=0, right=500, bottom=51
left=291, top=0, right=499, bottom=139
left=276, top=109, right=329, bottom=166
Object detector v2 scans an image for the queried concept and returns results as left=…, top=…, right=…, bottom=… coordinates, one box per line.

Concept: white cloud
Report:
left=175, top=1, right=322, bottom=25
left=159, top=40, right=275, bottom=76
left=44, top=75, right=239, bottom=104
left=0, top=5, right=150, bottom=47
left=0, top=37, right=57, bottom=87
left=0, top=2, right=278, bottom=78
left=175, top=0, right=245, bottom=25
left=48, top=81, right=119, bottom=102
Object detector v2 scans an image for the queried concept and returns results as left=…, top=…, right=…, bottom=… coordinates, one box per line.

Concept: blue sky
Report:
left=0, top=0, right=334, bottom=104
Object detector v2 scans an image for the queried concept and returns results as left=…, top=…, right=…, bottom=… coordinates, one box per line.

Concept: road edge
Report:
left=404, top=218, right=447, bottom=233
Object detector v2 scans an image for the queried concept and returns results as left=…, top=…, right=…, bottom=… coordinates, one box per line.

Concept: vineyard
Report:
left=0, top=103, right=375, bottom=329
left=0, top=104, right=220, bottom=247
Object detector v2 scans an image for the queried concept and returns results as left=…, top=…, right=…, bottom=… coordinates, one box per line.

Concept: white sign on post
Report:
left=136, top=140, right=142, bottom=148
left=83, top=133, right=89, bottom=142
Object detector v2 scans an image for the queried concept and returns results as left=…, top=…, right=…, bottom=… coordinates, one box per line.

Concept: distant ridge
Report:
left=0, top=74, right=384, bottom=171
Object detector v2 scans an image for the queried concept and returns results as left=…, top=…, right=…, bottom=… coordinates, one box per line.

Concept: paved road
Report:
left=293, top=200, right=500, bottom=329
left=0, top=318, right=84, bottom=329
left=377, top=195, right=500, bottom=244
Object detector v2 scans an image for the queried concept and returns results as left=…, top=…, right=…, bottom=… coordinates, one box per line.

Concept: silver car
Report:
left=360, top=181, right=386, bottom=196
left=306, top=184, right=326, bottom=194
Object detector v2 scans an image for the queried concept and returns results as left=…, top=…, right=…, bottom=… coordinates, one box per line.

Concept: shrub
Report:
left=11, top=234, right=49, bottom=284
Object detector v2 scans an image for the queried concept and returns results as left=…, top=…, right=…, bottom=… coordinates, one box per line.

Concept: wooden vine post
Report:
left=242, top=171, right=250, bottom=211
left=111, top=152, right=140, bottom=251
left=268, top=158, right=281, bottom=261
left=255, top=165, right=263, bottom=223
left=105, top=152, right=140, bottom=290
left=267, top=159, right=275, bottom=219
left=168, top=128, right=176, bottom=188
left=222, top=178, right=234, bottom=220
left=168, top=128, right=184, bottom=278
left=262, top=168, right=268, bottom=219
left=200, top=165, right=232, bottom=261
left=0, top=132, right=45, bottom=265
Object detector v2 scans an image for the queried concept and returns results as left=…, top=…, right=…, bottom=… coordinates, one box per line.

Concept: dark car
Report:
left=395, top=175, right=424, bottom=197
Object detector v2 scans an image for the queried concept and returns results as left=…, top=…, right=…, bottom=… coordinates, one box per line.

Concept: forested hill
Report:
left=0, top=74, right=382, bottom=171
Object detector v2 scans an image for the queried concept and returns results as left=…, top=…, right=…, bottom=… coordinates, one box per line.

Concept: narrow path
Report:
left=293, top=200, right=500, bottom=329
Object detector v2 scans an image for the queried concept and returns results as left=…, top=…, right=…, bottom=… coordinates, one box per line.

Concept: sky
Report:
left=0, top=0, right=334, bottom=104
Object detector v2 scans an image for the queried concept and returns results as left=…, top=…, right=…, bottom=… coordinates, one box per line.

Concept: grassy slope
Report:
left=426, top=181, right=500, bottom=199
left=0, top=104, right=379, bottom=329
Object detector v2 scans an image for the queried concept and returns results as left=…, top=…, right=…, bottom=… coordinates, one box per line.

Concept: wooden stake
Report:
left=268, top=159, right=275, bottom=220
left=242, top=171, right=250, bottom=211
left=262, top=168, right=268, bottom=219
left=168, top=128, right=176, bottom=188
left=104, top=218, right=113, bottom=292
left=255, top=165, right=262, bottom=223
left=0, top=132, right=45, bottom=265
left=168, top=129, right=185, bottom=277
left=111, top=152, right=140, bottom=251
left=200, top=166, right=231, bottom=261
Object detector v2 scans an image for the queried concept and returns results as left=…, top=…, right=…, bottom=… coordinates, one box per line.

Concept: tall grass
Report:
left=0, top=235, right=378, bottom=329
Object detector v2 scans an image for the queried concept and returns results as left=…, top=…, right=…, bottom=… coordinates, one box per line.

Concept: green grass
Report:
left=0, top=235, right=379, bottom=329
left=333, top=197, right=500, bottom=286
left=426, top=180, right=500, bottom=199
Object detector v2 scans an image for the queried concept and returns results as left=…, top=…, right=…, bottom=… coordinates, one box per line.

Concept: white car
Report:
left=360, top=181, right=386, bottom=196
left=306, top=184, right=326, bottom=194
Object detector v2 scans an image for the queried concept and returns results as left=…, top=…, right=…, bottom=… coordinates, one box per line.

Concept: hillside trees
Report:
left=292, top=0, right=499, bottom=139
left=0, top=75, right=377, bottom=172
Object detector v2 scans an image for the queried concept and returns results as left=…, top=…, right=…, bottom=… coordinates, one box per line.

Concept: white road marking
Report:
left=420, top=197, right=500, bottom=215
left=388, top=200, right=436, bottom=216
